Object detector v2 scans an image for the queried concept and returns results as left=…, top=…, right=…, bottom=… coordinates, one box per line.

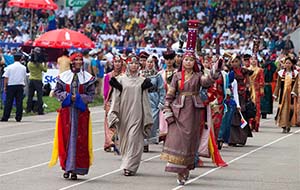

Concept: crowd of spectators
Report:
left=0, top=0, right=299, bottom=55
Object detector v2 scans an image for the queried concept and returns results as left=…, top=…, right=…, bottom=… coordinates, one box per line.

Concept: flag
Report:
left=239, top=111, right=247, bottom=128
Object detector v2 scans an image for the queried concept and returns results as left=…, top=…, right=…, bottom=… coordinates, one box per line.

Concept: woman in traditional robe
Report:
left=274, top=56, right=298, bottom=133
left=140, top=55, right=165, bottom=152
left=108, top=55, right=153, bottom=176
left=229, top=54, right=253, bottom=146
left=217, top=64, right=240, bottom=149
left=161, top=51, right=221, bottom=185
left=249, top=55, right=265, bottom=132
left=261, top=59, right=277, bottom=119
left=158, top=49, right=177, bottom=142
left=102, top=55, right=124, bottom=153
left=49, top=52, right=96, bottom=180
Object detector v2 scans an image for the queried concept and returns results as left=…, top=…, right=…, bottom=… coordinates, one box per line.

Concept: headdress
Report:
left=70, top=52, right=83, bottom=61
left=70, top=52, right=83, bottom=73
left=126, top=54, right=139, bottom=64
left=180, top=20, right=200, bottom=90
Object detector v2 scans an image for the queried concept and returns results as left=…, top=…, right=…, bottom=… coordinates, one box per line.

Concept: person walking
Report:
left=160, top=20, right=222, bottom=185
left=248, top=55, right=265, bottom=132
left=103, top=55, right=124, bottom=153
left=49, top=52, right=96, bottom=180
left=1, top=53, right=26, bottom=122
left=158, top=49, right=177, bottom=142
left=140, top=55, right=165, bottom=152
left=274, top=56, right=298, bottom=133
left=108, top=54, right=153, bottom=176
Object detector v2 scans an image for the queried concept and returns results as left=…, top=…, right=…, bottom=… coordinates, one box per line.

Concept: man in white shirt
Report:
left=1, top=53, right=27, bottom=122
left=57, top=5, right=66, bottom=28
left=67, top=6, right=75, bottom=26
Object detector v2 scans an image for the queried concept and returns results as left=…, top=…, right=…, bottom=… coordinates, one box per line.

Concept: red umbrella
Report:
left=33, top=28, right=95, bottom=49
left=8, top=0, right=58, bottom=10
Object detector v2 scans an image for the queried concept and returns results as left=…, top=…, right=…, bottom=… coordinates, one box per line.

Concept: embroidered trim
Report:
left=160, top=152, right=194, bottom=165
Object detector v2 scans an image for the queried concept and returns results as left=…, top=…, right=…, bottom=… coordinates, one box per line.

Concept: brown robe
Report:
left=161, top=70, right=218, bottom=173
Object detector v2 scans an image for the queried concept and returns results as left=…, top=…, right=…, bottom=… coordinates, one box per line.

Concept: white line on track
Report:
left=0, top=162, right=50, bottom=178
left=0, top=120, right=104, bottom=139
left=0, top=110, right=104, bottom=129
left=58, top=155, right=161, bottom=190
left=171, top=129, right=300, bottom=190
left=0, top=127, right=54, bottom=139
left=1, top=131, right=104, bottom=153
left=0, top=147, right=104, bottom=177
left=0, top=141, right=52, bottom=154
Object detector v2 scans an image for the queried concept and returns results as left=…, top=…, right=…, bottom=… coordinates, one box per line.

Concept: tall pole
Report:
left=30, top=9, right=33, bottom=40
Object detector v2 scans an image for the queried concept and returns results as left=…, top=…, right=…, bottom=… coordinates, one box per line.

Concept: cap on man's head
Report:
left=139, top=51, right=149, bottom=59
left=162, top=48, right=176, bottom=60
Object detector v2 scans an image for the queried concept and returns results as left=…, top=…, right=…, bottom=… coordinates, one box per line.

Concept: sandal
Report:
left=63, top=172, right=70, bottom=179
left=177, top=173, right=185, bottom=185
left=123, top=169, right=134, bottom=176
left=183, top=171, right=190, bottom=181
left=104, top=146, right=113, bottom=152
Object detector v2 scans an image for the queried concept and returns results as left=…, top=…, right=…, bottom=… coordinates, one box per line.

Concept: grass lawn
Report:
left=0, top=95, right=103, bottom=117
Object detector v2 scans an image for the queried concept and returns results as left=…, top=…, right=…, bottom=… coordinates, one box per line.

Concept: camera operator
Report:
left=26, top=47, right=47, bottom=115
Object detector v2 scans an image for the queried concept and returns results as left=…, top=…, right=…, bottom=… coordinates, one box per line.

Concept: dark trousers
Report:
left=26, top=80, right=44, bottom=114
left=2, top=85, right=24, bottom=121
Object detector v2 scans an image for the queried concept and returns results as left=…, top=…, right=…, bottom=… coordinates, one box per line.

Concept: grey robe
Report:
left=108, top=75, right=153, bottom=173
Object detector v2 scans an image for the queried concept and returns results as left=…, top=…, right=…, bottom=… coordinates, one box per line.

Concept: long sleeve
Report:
left=108, top=82, right=121, bottom=129
left=259, top=69, right=265, bottom=95
left=103, top=74, right=111, bottom=101
left=80, top=82, right=95, bottom=104
left=163, top=73, right=178, bottom=124
left=273, top=75, right=281, bottom=99
left=232, top=80, right=240, bottom=108
left=292, top=75, right=298, bottom=97
left=54, top=80, right=69, bottom=102
left=165, top=73, right=178, bottom=107
left=200, top=69, right=220, bottom=88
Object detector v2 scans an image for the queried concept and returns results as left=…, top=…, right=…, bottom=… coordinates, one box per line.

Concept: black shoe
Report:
left=261, top=114, right=267, bottom=119
left=143, top=145, right=149, bottom=153
left=286, top=127, right=291, bottom=133
left=217, top=140, right=223, bottom=150
left=0, top=118, right=8, bottom=122
left=70, top=173, right=77, bottom=180
left=282, top=127, right=287, bottom=133
left=38, top=112, right=45, bottom=115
